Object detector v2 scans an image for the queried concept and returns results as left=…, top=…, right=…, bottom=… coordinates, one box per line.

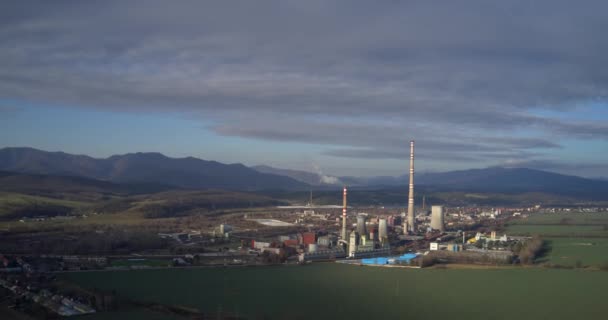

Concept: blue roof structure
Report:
left=361, top=253, right=418, bottom=265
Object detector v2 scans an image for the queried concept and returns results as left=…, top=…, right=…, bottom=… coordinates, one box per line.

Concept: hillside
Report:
left=126, top=190, right=287, bottom=218
left=0, top=171, right=289, bottom=220
left=0, top=192, right=88, bottom=220
left=0, top=148, right=308, bottom=191
left=0, top=171, right=171, bottom=201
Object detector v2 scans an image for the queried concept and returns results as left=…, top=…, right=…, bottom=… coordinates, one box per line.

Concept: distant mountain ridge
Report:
left=415, top=167, right=608, bottom=198
left=0, top=147, right=308, bottom=191
left=3, top=147, right=608, bottom=199
left=258, top=165, right=608, bottom=200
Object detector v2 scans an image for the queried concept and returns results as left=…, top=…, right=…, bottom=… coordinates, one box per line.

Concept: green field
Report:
left=62, top=264, right=608, bottom=320
left=506, top=224, right=608, bottom=237
left=509, top=212, right=608, bottom=225
left=0, top=192, right=87, bottom=217
left=505, top=212, right=608, bottom=267
left=544, top=238, right=608, bottom=267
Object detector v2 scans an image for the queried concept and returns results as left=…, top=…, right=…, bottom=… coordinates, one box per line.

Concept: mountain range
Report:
left=251, top=165, right=608, bottom=200
left=2, top=147, right=608, bottom=200
left=0, top=147, right=306, bottom=191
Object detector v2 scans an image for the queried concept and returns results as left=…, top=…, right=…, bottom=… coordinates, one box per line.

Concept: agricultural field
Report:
left=505, top=212, right=608, bottom=267
left=506, top=224, right=608, bottom=237
left=544, top=238, right=608, bottom=267
left=508, top=212, right=608, bottom=225
left=60, top=264, right=608, bottom=320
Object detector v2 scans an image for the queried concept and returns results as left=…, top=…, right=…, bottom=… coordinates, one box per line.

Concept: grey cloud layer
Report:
left=1, top=0, right=608, bottom=172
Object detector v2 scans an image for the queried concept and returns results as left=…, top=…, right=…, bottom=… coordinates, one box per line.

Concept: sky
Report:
left=1, top=0, right=608, bottom=177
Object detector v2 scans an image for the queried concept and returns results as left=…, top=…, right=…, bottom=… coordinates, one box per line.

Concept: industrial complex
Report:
left=123, top=140, right=549, bottom=270
left=2, top=139, right=602, bottom=319
left=238, top=140, right=526, bottom=267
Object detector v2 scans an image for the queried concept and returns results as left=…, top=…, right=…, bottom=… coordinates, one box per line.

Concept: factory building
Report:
left=251, top=240, right=271, bottom=250
left=348, top=245, right=391, bottom=259
left=430, top=242, right=462, bottom=252
left=301, top=232, right=316, bottom=245
left=317, top=235, right=337, bottom=247
left=387, top=215, right=400, bottom=227
left=298, top=248, right=347, bottom=262
left=283, top=239, right=298, bottom=247
left=345, top=227, right=390, bottom=258
left=430, top=205, right=445, bottom=232
left=349, top=230, right=358, bottom=257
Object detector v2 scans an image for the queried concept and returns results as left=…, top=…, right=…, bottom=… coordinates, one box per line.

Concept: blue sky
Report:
left=2, top=1, right=608, bottom=177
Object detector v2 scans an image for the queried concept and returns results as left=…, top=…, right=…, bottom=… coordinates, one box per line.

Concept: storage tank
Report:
left=430, top=205, right=445, bottom=232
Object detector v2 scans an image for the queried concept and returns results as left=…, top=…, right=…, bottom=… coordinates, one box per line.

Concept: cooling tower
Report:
left=356, top=215, right=367, bottom=237
left=378, top=218, right=388, bottom=241
left=406, top=140, right=416, bottom=233
left=430, top=205, right=445, bottom=232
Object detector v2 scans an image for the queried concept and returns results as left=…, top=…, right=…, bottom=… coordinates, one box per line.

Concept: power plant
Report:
left=430, top=205, right=445, bottom=232
left=406, top=140, right=416, bottom=234
left=309, top=140, right=420, bottom=261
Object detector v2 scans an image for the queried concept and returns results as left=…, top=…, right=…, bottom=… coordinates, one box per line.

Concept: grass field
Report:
left=505, top=212, right=608, bottom=267
left=0, top=211, right=157, bottom=231
left=61, top=264, right=608, bottom=320
left=509, top=212, right=608, bottom=225
left=0, top=192, right=87, bottom=217
left=506, top=224, right=608, bottom=237
left=544, top=238, right=608, bottom=267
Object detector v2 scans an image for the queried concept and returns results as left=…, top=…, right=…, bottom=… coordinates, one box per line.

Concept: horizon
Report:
left=2, top=1, right=608, bottom=177
left=1, top=145, right=603, bottom=180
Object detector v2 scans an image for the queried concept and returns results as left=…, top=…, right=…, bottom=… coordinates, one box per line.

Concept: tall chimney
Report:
left=341, top=186, right=348, bottom=240
left=407, top=140, right=415, bottom=234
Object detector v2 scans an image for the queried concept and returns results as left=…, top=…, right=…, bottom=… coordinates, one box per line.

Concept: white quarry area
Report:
left=250, top=219, right=295, bottom=227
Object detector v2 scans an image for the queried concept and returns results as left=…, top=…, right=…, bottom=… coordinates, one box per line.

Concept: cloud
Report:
left=0, top=105, right=20, bottom=117
left=1, top=0, right=608, bottom=173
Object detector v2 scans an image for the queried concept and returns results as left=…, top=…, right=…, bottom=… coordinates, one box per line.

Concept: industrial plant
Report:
left=229, top=139, right=534, bottom=268
left=295, top=140, right=456, bottom=265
